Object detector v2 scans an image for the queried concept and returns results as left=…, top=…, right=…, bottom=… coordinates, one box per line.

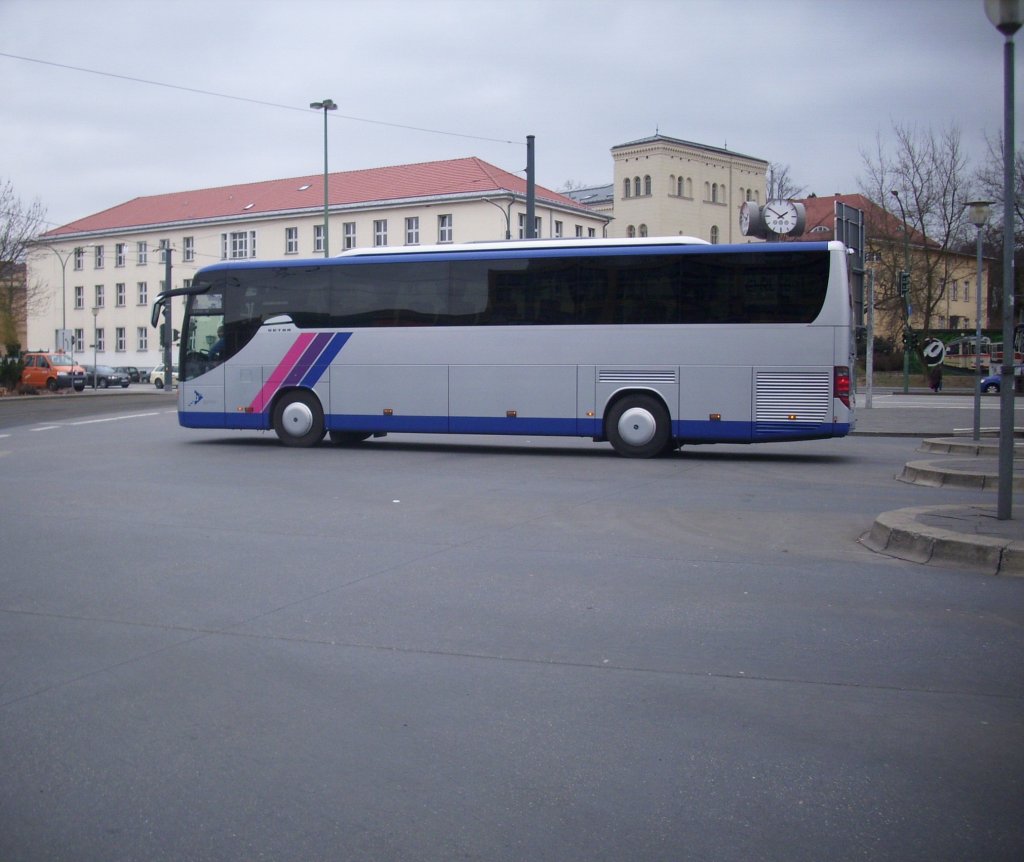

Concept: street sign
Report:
left=922, top=338, right=947, bottom=366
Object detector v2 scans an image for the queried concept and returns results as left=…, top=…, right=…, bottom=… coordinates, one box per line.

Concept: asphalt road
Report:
left=1, top=392, right=1022, bottom=861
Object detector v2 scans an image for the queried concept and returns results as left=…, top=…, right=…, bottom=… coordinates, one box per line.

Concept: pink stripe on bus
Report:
left=249, top=332, right=317, bottom=413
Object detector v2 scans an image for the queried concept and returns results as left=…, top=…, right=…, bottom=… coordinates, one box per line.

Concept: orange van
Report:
left=20, top=352, right=86, bottom=392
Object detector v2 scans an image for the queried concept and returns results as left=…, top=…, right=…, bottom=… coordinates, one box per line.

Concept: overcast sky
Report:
left=1, top=0, right=1017, bottom=231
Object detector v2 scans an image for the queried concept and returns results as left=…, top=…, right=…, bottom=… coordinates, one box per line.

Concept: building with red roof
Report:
left=28, top=157, right=609, bottom=367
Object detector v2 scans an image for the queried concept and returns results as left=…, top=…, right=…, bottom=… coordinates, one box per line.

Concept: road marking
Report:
left=69, top=412, right=162, bottom=426
left=32, top=425, right=60, bottom=431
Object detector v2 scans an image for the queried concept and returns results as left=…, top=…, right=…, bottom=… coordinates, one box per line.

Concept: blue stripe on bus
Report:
left=299, top=332, right=351, bottom=389
left=184, top=407, right=849, bottom=443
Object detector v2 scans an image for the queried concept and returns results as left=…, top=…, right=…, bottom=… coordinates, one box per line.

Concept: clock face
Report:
left=739, top=201, right=762, bottom=236
left=764, top=200, right=800, bottom=234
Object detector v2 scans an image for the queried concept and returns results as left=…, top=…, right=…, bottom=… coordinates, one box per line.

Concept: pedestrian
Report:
left=929, top=364, right=943, bottom=392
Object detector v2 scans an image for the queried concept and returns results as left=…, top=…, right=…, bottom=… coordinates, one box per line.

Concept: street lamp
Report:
left=483, top=196, right=515, bottom=240
left=966, top=200, right=993, bottom=441
left=41, top=246, right=74, bottom=357
left=310, top=99, right=337, bottom=258
left=984, top=0, right=1023, bottom=519
left=890, top=189, right=912, bottom=394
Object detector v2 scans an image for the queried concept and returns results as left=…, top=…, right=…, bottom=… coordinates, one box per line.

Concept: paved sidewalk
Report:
left=855, top=398, right=1024, bottom=575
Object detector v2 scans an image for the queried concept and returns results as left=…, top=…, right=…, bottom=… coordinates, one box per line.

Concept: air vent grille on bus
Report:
left=755, top=371, right=831, bottom=433
left=598, top=369, right=678, bottom=385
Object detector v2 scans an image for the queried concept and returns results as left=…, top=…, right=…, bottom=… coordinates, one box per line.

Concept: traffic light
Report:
left=159, top=327, right=179, bottom=348
left=898, top=271, right=911, bottom=297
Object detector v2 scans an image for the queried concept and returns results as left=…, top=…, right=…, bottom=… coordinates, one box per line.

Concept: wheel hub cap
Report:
left=281, top=401, right=314, bottom=437
left=618, top=407, right=656, bottom=447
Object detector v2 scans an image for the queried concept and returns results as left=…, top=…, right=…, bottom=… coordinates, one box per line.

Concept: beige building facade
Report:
left=609, top=134, right=768, bottom=244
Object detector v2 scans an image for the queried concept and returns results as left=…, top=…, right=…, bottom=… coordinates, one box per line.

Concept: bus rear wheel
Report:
left=606, top=394, right=672, bottom=458
left=273, top=390, right=325, bottom=447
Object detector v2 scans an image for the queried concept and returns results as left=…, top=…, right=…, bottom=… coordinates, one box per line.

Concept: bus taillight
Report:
left=834, top=365, right=851, bottom=409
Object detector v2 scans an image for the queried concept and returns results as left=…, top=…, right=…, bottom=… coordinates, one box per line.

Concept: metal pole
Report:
left=866, top=268, right=874, bottom=409
left=997, top=31, right=1016, bottom=520
left=526, top=135, right=536, bottom=239
left=163, top=246, right=173, bottom=390
left=322, top=106, right=330, bottom=257
left=310, top=100, right=337, bottom=257
left=974, top=224, right=985, bottom=440
left=892, top=190, right=912, bottom=394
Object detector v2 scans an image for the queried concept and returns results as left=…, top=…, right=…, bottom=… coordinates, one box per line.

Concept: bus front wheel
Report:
left=273, top=390, right=325, bottom=447
left=606, top=394, right=671, bottom=458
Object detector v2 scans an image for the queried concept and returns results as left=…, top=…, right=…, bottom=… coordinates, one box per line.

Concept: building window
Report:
left=313, top=225, right=324, bottom=254
left=222, top=230, right=257, bottom=259
left=405, top=216, right=420, bottom=245
left=964, top=281, right=971, bottom=302
left=575, top=225, right=584, bottom=237
left=137, top=241, right=148, bottom=265
left=94, top=285, right=104, bottom=308
left=518, top=214, right=540, bottom=239
left=74, top=329, right=84, bottom=352
left=438, top=214, right=452, bottom=243
left=74, top=285, right=84, bottom=309
left=285, top=227, right=299, bottom=254
left=158, top=240, right=170, bottom=264
left=711, top=183, right=719, bottom=203
left=115, top=327, right=126, bottom=352
left=183, top=236, right=195, bottom=262
left=137, top=282, right=147, bottom=306
left=587, top=228, right=596, bottom=237
left=677, top=177, right=684, bottom=196
left=343, top=222, right=356, bottom=249
left=627, top=225, right=636, bottom=238
left=115, top=243, right=126, bottom=267
left=554, top=220, right=563, bottom=238
left=639, top=224, right=648, bottom=237
left=73, top=248, right=84, bottom=270
left=95, top=246, right=105, bottom=268
left=137, top=326, right=148, bottom=351
left=710, top=225, right=720, bottom=244
left=374, top=219, right=388, bottom=246
left=633, top=176, right=641, bottom=197
left=951, top=281, right=959, bottom=302
left=623, top=179, right=631, bottom=199
left=644, top=175, right=652, bottom=196
left=116, top=283, right=126, bottom=307
left=96, top=328, right=105, bottom=352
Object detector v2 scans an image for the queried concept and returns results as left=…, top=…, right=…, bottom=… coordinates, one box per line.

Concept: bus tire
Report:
left=606, top=394, right=671, bottom=458
left=273, top=389, right=325, bottom=447
left=329, top=430, right=372, bottom=445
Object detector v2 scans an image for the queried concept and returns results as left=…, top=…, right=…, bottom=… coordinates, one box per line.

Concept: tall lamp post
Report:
left=966, top=200, right=993, bottom=441
left=42, top=246, right=74, bottom=356
left=310, top=99, right=337, bottom=258
left=984, top=0, right=1023, bottom=520
left=891, top=189, right=912, bottom=394
left=483, top=196, right=514, bottom=240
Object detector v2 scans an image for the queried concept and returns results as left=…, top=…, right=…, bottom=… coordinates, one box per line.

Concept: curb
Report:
left=860, top=504, right=1024, bottom=577
left=897, top=458, right=1024, bottom=491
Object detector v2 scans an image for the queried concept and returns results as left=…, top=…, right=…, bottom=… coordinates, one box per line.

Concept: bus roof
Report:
left=192, top=237, right=841, bottom=277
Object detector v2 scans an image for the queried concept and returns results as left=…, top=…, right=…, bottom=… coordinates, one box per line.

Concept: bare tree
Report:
left=0, top=179, right=47, bottom=353
left=859, top=123, right=976, bottom=365
left=765, top=163, right=804, bottom=201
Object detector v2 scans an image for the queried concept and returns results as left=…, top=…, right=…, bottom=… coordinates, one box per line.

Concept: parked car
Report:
left=114, top=365, right=141, bottom=383
left=151, top=364, right=178, bottom=389
left=139, top=367, right=152, bottom=383
left=20, top=352, right=86, bottom=392
left=81, top=364, right=130, bottom=388
left=981, top=374, right=1000, bottom=393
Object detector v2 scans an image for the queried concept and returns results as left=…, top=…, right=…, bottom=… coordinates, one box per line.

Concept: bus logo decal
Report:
left=249, top=332, right=351, bottom=414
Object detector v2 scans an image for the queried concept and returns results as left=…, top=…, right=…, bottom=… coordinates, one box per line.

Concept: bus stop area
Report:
left=854, top=392, right=1024, bottom=575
